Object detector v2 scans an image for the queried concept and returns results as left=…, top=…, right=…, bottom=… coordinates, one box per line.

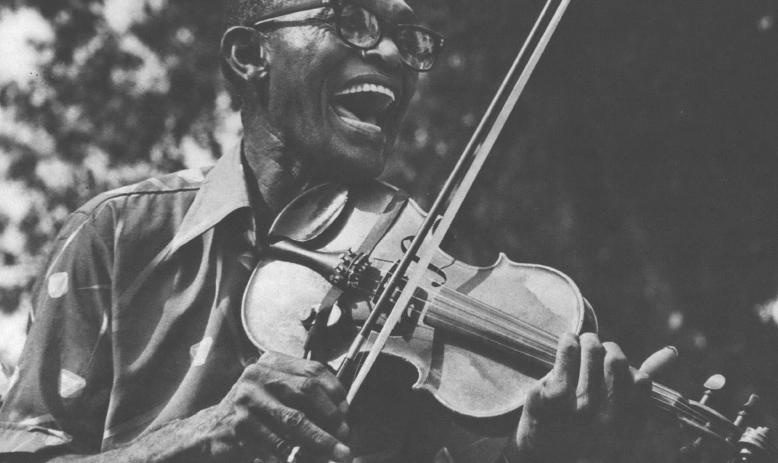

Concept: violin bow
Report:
left=338, top=0, right=574, bottom=402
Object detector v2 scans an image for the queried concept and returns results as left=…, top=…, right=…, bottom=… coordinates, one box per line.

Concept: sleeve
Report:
left=0, top=206, right=115, bottom=456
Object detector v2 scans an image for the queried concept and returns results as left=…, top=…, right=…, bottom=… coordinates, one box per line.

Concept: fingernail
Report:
left=664, top=346, right=678, bottom=356
left=333, top=443, right=352, bottom=461
left=339, top=402, right=349, bottom=415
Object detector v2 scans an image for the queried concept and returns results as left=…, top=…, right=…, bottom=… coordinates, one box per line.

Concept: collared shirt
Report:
left=0, top=145, right=263, bottom=453
left=0, top=143, right=495, bottom=462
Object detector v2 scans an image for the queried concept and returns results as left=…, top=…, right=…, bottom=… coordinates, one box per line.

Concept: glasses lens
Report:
left=338, top=4, right=380, bottom=48
left=393, top=28, right=440, bottom=71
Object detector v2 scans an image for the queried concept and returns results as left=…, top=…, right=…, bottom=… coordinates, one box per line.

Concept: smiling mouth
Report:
left=331, top=83, right=397, bottom=134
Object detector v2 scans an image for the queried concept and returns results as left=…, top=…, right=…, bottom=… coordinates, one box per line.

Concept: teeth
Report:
left=335, top=83, right=396, bottom=102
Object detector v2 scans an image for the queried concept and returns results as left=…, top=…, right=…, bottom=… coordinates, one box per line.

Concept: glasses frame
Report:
left=247, top=0, right=445, bottom=72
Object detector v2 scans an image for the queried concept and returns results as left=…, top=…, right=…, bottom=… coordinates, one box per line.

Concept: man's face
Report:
left=262, top=0, right=419, bottom=182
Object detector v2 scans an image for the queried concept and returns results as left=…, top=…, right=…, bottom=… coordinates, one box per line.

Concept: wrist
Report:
left=191, top=404, right=242, bottom=463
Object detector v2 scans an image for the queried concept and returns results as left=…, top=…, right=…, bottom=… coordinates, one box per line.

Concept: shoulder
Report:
left=58, top=167, right=213, bottom=243
left=80, top=168, right=211, bottom=217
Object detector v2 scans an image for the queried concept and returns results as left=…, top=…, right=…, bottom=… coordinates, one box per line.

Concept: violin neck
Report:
left=651, top=381, right=687, bottom=416
left=650, top=381, right=720, bottom=432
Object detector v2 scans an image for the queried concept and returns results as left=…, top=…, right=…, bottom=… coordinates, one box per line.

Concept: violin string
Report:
left=351, top=265, right=560, bottom=344
left=354, top=267, right=578, bottom=358
left=343, top=266, right=725, bottom=432
left=364, top=288, right=560, bottom=361
left=649, top=384, right=733, bottom=436
left=410, top=310, right=722, bottom=432
left=355, top=266, right=716, bottom=426
left=343, top=298, right=722, bottom=433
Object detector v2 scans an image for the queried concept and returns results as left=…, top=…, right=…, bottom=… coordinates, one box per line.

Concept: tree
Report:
left=1, top=0, right=777, bottom=460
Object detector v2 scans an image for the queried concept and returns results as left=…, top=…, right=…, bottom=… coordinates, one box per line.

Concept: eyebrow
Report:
left=347, top=0, right=419, bottom=25
left=247, top=0, right=331, bottom=26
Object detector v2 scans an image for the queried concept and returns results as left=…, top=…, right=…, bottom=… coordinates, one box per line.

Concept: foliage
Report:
left=0, top=0, right=777, bottom=461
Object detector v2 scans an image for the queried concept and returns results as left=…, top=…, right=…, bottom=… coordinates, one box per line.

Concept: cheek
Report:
left=276, top=31, right=344, bottom=109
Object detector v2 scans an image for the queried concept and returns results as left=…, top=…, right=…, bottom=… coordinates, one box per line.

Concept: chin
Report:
left=322, top=148, right=388, bottom=184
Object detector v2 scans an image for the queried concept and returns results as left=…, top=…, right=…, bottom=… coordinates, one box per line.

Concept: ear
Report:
left=221, top=26, right=269, bottom=86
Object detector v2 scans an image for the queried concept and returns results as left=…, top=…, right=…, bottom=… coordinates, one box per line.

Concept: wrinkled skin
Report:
left=208, top=334, right=660, bottom=463
left=211, top=352, right=352, bottom=462
left=515, top=333, right=655, bottom=462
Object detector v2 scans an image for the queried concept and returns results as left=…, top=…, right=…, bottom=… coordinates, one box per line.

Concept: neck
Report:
left=241, top=104, right=315, bottom=217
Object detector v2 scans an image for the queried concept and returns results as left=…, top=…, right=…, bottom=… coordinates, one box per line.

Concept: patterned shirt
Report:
left=0, top=145, right=264, bottom=453
left=0, top=143, right=500, bottom=462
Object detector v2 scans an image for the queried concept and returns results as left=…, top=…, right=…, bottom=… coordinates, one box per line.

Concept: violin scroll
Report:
left=732, top=427, right=778, bottom=463
left=675, top=375, right=777, bottom=463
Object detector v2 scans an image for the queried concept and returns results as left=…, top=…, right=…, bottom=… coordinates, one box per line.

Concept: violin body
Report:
left=243, top=182, right=596, bottom=418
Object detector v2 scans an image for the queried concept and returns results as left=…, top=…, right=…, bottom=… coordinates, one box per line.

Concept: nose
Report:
left=362, top=35, right=403, bottom=70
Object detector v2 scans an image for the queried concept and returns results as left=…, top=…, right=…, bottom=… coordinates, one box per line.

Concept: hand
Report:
left=510, top=333, right=675, bottom=463
left=209, top=351, right=352, bottom=463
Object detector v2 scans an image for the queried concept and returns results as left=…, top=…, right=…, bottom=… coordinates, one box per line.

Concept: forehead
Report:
left=353, top=0, right=417, bottom=23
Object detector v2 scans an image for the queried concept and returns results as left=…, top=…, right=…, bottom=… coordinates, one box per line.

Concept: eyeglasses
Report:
left=248, top=0, right=445, bottom=72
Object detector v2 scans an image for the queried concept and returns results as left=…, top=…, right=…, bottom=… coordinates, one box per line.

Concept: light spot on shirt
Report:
left=19, top=414, right=55, bottom=426
left=190, top=336, right=213, bottom=367
left=177, top=169, right=205, bottom=184
left=44, top=433, right=66, bottom=446
left=59, top=369, right=86, bottom=398
left=99, top=313, right=109, bottom=336
left=238, top=252, right=257, bottom=270
left=6, top=366, right=20, bottom=392
left=48, top=272, right=69, bottom=299
left=243, top=229, right=256, bottom=247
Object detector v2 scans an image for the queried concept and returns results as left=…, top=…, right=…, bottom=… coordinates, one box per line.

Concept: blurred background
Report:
left=0, top=0, right=776, bottom=461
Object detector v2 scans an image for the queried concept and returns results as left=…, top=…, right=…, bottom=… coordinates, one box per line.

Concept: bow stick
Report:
left=338, top=0, right=574, bottom=402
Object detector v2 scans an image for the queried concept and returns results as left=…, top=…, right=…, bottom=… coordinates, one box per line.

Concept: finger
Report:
left=576, top=333, right=605, bottom=416
left=601, top=342, right=630, bottom=424
left=255, top=357, right=348, bottom=436
left=230, top=373, right=351, bottom=462
left=274, top=375, right=348, bottom=437
left=638, top=346, right=678, bottom=378
left=302, top=362, right=349, bottom=417
left=257, top=352, right=344, bottom=397
left=545, top=332, right=581, bottom=402
left=236, top=414, right=295, bottom=461
left=263, top=402, right=351, bottom=462
left=297, top=360, right=347, bottom=400
left=602, top=342, right=630, bottom=400
left=294, top=359, right=349, bottom=418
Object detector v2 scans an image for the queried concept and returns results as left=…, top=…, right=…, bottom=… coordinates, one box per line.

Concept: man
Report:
left=0, top=0, right=671, bottom=461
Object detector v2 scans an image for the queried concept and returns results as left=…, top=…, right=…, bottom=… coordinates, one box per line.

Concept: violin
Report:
left=243, top=182, right=776, bottom=463
left=241, top=0, right=778, bottom=460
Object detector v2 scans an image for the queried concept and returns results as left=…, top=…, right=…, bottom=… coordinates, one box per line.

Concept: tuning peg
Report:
left=700, top=374, right=726, bottom=405
left=732, top=427, right=778, bottom=463
left=679, top=437, right=704, bottom=463
left=678, top=374, right=727, bottom=461
left=733, top=395, right=760, bottom=430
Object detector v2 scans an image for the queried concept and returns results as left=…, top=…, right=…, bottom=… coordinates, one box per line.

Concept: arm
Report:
left=10, top=352, right=351, bottom=463
left=0, top=205, right=351, bottom=463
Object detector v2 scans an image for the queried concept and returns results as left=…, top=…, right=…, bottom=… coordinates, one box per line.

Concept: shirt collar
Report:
left=170, top=144, right=253, bottom=254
